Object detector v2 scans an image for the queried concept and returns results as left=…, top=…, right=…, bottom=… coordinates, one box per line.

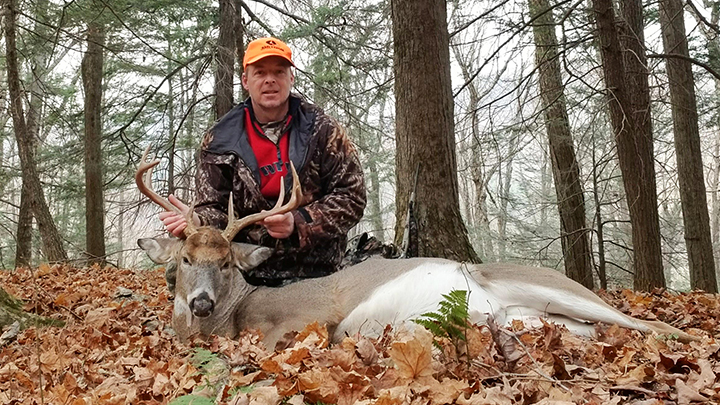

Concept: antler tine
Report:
left=227, top=191, right=235, bottom=225
left=136, top=146, right=198, bottom=237
left=222, top=162, right=302, bottom=241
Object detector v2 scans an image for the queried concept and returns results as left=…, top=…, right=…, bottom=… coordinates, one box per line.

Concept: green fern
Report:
left=167, top=348, right=229, bottom=403
left=168, top=395, right=215, bottom=405
left=413, top=289, right=470, bottom=350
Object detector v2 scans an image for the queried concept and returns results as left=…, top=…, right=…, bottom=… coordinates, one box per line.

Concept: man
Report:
left=159, top=37, right=366, bottom=287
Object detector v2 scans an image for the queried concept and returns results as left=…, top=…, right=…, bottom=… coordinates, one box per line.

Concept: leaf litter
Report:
left=0, top=264, right=719, bottom=404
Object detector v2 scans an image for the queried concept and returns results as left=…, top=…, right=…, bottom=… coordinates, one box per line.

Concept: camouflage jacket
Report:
left=194, top=95, right=366, bottom=284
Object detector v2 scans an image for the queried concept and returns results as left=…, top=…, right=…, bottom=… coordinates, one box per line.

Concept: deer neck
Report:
left=186, top=269, right=257, bottom=338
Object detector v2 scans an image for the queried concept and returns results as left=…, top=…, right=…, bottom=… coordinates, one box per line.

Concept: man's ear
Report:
left=137, top=238, right=181, bottom=264
left=231, top=243, right=273, bottom=271
left=241, top=72, right=249, bottom=90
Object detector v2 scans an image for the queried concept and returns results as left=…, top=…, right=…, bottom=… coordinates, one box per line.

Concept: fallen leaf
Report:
left=675, top=378, right=708, bottom=405
left=248, top=386, right=282, bottom=405
left=389, top=327, right=434, bottom=381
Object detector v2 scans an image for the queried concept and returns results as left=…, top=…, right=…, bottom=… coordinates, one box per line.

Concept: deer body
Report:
left=241, top=258, right=696, bottom=346
left=139, top=233, right=697, bottom=348
left=136, top=148, right=698, bottom=349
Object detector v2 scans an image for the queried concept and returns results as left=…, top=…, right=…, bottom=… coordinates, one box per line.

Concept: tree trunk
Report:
left=592, top=0, right=664, bottom=290
left=453, top=46, right=495, bottom=261
left=529, top=0, right=593, bottom=288
left=391, top=0, right=479, bottom=262
left=712, top=137, right=720, bottom=275
left=497, top=137, right=516, bottom=260
left=688, top=0, right=720, bottom=284
left=3, top=0, right=67, bottom=263
left=234, top=0, right=248, bottom=101
left=14, top=182, right=32, bottom=267
left=215, top=0, right=235, bottom=119
left=365, top=149, right=385, bottom=241
left=13, top=0, right=52, bottom=268
left=592, top=144, right=608, bottom=289
left=82, top=21, right=106, bottom=265
left=659, top=0, right=717, bottom=292
left=366, top=95, right=388, bottom=242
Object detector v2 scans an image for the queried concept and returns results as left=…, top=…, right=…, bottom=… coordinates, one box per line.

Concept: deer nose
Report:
left=190, top=292, right=214, bottom=317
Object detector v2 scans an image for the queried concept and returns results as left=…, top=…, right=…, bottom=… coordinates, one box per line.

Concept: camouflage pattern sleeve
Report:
left=292, top=117, right=366, bottom=250
left=194, top=147, right=235, bottom=229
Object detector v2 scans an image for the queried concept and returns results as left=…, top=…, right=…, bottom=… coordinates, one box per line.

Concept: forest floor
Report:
left=0, top=263, right=719, bottom=405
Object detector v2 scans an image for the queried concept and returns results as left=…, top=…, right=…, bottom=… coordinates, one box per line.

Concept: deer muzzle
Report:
left=189, top=292, right=215, bottom=317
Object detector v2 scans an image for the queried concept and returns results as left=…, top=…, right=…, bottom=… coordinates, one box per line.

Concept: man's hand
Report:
left=262, top=212, right=295, bottom=239
left=158, top=194, right=200, bottom=237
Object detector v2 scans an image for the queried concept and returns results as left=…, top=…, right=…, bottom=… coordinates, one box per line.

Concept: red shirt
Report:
left=244, top=109, right=291, bottom=199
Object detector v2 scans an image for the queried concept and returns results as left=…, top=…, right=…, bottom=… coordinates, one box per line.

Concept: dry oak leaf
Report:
left=675, top=378, right=709, bottom=405
left=659, top=352, right=698, bottom=374
left=687, top=358, right=716, bottom=390
left=151, top=372, right=171, bottom=397
left=248, top=386, right=282, bottom=405
left=132, top=366, right=155, bottom=389
left=614, top=364, right=656, bottom=386
left=551, top=353, right=572, bottom=380
left=373, top=385, right=413, bottom=405
left=465, top=324, right=492, bottom=360
left=317, top=345, right=357, bottom=371
left=615, top=347, right=638, bottom=369
left=91, top=375, right=138, bottom=404
left=36, top=262, right=53, bottom=277
left=285, top=395, right=305, bottom=405
left=229, top=369, right=264, bottom=387
left=541, top=319, right=564, bottom=351
left=227, top=393, right=250, bottom=405
left=461, top=385, right=515, bottom=405
left=389, top=327, right=435, bottom=381
left=85, top=306, right=115, bottom=328
left=261, top=346, right=310, bottom=374
left=355, top=336, right=380, bottom=366
left=425, top=377, right=469, bottom=405
left=544, top=385, right=574, bottom=402
left=297, top=367, right=340, bottom=404
left=0, top=362, right=34, bottom=390
left=295, top=321, right=330, bottom=348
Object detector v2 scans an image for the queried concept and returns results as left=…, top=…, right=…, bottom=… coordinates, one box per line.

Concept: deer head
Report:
left=136, top=146, right=302, bottom=322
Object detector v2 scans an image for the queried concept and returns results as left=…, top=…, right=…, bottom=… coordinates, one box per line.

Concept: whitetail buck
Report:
left=136, top=148, right=699, bottom=348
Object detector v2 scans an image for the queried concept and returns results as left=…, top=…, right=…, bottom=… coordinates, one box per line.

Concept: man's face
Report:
left=242, top=56, right=295, bottom=113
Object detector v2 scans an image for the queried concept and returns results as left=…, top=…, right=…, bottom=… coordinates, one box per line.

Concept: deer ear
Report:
left=138, top=238, right=180, bottom=264
left=231, top=243, right=273, bottom=270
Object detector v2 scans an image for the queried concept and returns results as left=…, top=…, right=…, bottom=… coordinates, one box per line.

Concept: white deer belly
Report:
left=335, top=262, right=501, bottom=340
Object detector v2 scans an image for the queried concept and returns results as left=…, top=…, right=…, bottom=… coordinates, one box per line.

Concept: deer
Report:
left=135, top=147, right=700, bottom=349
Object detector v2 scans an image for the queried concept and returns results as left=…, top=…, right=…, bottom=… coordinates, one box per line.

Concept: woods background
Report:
left=1, top=0, right=719, bottom=292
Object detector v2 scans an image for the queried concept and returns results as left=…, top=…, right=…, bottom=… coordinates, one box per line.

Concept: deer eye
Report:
left=182, top=257, right=190, bottom=265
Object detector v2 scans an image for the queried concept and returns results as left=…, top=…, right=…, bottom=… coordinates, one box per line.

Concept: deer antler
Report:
left=136, top=146, right=198, bottom=237
left=222, top=162, right=302, bottom=241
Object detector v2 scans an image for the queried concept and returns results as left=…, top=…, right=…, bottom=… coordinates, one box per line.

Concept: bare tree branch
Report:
left=647, top=52, right=720, bottom=81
